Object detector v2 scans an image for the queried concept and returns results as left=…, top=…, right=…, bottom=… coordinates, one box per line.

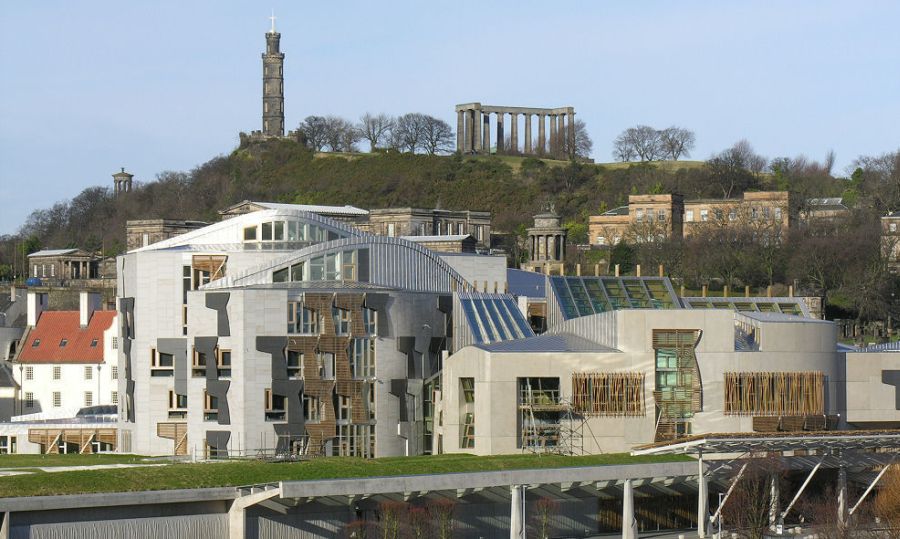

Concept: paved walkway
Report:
left=0, top=463, right=168, bottom=477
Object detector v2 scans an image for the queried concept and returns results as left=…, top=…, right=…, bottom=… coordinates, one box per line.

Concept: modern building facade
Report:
left=115, top=205, right=508, bottom=458
left=436, top=273, right=900, bottom=456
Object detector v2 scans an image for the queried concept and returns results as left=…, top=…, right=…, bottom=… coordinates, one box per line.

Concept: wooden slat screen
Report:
left=572, top=372, right=645, bottom=416
left=724, top=371, right=824, bottom=416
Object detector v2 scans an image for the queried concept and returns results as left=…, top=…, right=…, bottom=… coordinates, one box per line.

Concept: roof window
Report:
left=31, top=339, right=40, bottom=347
left=90, top=338, right=99, bottom=347
left=59, top=339, right=68, bottom=347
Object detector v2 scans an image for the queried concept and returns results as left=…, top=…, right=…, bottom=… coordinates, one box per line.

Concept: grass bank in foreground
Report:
left=0, top=452, right=690, bottom=498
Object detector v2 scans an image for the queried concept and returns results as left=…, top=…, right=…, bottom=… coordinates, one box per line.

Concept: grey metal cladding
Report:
left=397, top=337, right=418, bottom=379
left=193, top=337, right=219, bottom=381
left=273, top=423, right=306, bottom=452
left=205, top=293, right=231, bottom=337
left=357, top=248, right=370, bottom=282
left=364, top=293, right=389, bottom=338
left=390, top=379, right=409, bottom=422
left=437, top=295, right=452, bottom=314
left=118, top=297, right=135, bottom=339
left=158, top=338, right=188, bottom=395
left=205, top=430, right=231, bottom=449
left=272, top=379, right=304, bottom=428
left=125, top=380, right=136, bottom=422
left=257, top=336, right=288, bottom=381
left=207, top=380, right=231, bottom=425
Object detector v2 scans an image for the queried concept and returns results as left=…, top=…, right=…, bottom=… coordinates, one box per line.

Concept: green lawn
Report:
left=0, top=453, right=690, bottom=498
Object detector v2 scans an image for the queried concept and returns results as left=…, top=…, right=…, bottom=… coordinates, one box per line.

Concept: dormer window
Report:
left=59, top=339, right=68, bottom=347
left=31, top=339, right=40, bottom=347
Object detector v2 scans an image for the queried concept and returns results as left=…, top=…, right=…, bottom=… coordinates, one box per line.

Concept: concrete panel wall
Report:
left=845, top=351, right=900, bottom=424
left=9, top=500, right=227, bottom=539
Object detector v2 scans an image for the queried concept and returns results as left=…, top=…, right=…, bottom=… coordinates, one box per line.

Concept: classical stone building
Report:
left=125, top=220, right=210, bottom=251
left=589, top=191, right=792, bottom=246
left=27, top=249, right=102, bottom=283
left=364, top=208, right=491, bottom=249
left=455, top=103, right=576, bottom=159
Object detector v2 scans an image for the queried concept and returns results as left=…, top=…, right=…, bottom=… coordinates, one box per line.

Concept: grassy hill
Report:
left=12, top=139, right=837, bottom=260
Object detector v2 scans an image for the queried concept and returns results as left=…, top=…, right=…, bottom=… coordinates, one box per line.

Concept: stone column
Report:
left=698, top=453, right=708, bottom=538
left=510, top=485, right=524, bottom=539
left=465, top=109, right=473, bottom=153
left=473, top=109, right=482, bottom=153
left=524, top=115, right=532, bottom=154
left=567, top=110, right=576, bottom=158
left=557, top=114, right=565, bottom=159
left=544, top=236, right=550, bottom=260
left=510, top=113, right=518, bottom=154
left=483, top=112, right=491, bottom=153
left=496, top=112, right=505, bottom=154
left=457, top=110, right=464, bottom=153
left=622, top=479, right=637, bottom=539
left=538, top=114, right=545, bottom=155
left=549, top=114, right=558, bottom=157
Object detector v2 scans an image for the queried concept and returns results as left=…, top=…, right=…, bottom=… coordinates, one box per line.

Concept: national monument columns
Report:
left=454, top=103, right=576, bottom=159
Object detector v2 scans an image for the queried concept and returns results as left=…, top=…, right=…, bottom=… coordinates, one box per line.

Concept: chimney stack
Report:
left=80, top=291, right=101, bottom=328
left=26, top=292, right=47, bottom=327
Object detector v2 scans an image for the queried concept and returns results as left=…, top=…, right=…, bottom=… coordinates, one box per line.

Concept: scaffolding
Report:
left=519, top=379, right=585, bottom=455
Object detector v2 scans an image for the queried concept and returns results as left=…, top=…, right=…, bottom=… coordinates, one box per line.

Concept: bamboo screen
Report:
left=572, top=372, right=645, bottom=416
left=723, top=371, right=824, bottom=416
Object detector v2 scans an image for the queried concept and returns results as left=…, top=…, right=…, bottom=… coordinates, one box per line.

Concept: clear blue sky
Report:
left=1, top=1, right=898, bottom=235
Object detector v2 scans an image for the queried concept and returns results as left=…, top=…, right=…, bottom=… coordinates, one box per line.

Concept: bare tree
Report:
left=393, top=113, right=428, bottom=153
left=572, top=119, right=593, bottom=158
left=613, top=125, right=663, bottom=162
left=729, top=139, right=768, bottom=175
left=659, top=126, right=696, bottom=160
left=358, top=112, right=394, bottom=152
left=322, top=116, right=357, bottom=152
left=298, top=116, right=328, bottom=151
left=419, top=115, right=455, bottom=155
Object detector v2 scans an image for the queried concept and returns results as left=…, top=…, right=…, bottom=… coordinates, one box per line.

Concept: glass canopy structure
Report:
left=682, top=297, right=811, bottom=317
left=549, top=276, right=680, bottom=321
left=458, top=293, right=535, bottom=345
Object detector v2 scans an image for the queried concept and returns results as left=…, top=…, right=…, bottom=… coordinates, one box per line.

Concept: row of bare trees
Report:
left=296, top=113, right=455, bottom=155
left=613, top=125, right=696, bottom=162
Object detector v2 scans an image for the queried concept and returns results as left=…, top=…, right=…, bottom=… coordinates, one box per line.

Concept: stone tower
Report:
left=112, top=167, right=133, bottom=196
left=262, top=15, right=285, bottom=137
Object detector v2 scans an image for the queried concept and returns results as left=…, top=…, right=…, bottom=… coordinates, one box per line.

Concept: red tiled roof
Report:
left=18, top=311, right=116, bottom=364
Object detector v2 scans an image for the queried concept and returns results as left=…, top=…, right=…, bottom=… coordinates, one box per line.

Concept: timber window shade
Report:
left=724, top=371, right=824, bottom=416
left=572, top=372, right=645, bottom=416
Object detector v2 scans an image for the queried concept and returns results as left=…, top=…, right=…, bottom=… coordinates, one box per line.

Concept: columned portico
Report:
left=455, top=103, right=575, bottom=158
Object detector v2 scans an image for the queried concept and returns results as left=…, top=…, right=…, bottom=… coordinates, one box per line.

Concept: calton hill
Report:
left=1, top=121, right=899, bottom=341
